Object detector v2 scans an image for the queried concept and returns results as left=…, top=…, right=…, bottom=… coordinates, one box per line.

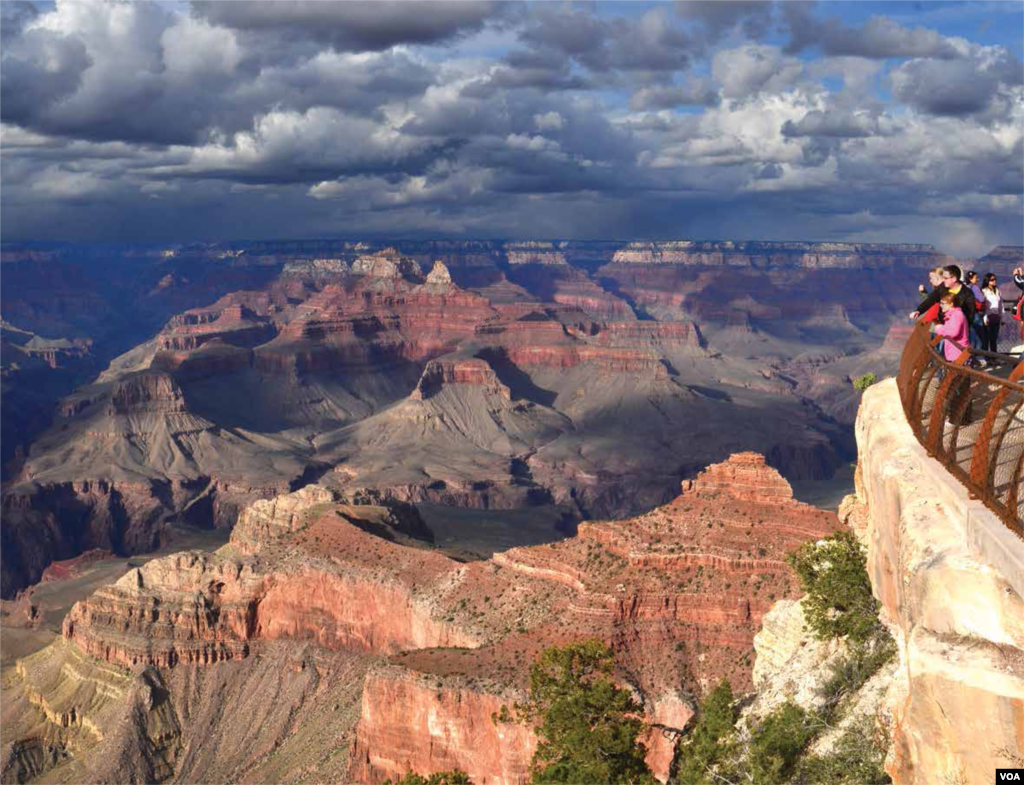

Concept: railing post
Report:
left=895, top=321, right=1024, bottom=536
left=969, top=363, right=1024, bottom=489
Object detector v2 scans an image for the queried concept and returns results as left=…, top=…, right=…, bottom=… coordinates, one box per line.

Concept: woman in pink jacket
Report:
left=934, top=293, right=969, bottom=362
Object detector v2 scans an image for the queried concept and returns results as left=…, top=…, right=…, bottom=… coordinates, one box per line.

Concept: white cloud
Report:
left=534, top=111, right=564, bottom=131
left=711, top=44, right=805, bottom=99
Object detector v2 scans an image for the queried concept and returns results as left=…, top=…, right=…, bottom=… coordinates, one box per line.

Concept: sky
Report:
left=1, top=0, right=1022, bottom=256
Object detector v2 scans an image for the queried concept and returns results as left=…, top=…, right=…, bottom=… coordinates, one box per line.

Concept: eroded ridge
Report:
left=14, top=454, right=841, bottom=784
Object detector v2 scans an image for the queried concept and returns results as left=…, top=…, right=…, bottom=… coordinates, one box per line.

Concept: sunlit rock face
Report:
left=9, top=454, right=841, bottom=784
left=853, top=379, right=1024, bottom=785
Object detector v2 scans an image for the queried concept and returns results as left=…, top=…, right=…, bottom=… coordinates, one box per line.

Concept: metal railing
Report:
left=896, top=323, right=1024, bottom=538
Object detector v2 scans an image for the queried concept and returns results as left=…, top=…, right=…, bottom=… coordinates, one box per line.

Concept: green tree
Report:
left=746, top=702, right=816, bottom=785
left=672, top=679, right=738, bottom=785
left=522, top=639, right=657, bottom=785
left=386, top=770, right=474, bottom=785
left=852, top=372, right=878, bottom=391
left=786, top=530, right=881, bottom=643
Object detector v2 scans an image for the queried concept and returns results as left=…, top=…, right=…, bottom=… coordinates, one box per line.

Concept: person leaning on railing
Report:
left=932, top=292, right=970, bottom=362
left=909, top=263, right=978, bottom=326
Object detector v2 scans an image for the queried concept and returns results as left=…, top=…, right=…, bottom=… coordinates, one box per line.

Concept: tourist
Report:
left=909, top=264, right=977, bottom=324
left=1013, top=268, right=1024, bottom=318
left=933, top=292, right=969, bottom=362
left=918, top=267, right=944, bottom=298
left=965, top=271, right=986, bottom=349
left=980, top=273, right=1002, bottom=353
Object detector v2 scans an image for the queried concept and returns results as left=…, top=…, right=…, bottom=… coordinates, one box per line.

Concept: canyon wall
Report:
left=3, top=456, right=841, bottom=784
left=850, top=379, right=1024, bottom=784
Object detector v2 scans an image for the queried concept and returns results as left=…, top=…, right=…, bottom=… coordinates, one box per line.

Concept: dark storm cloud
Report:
left=782, top=3, right=960, bottom=59
left=781, top=110, right=879, bottom=138
left=890, top=51, right=1024, bottom=117
left=1, top=27, right=91, bottom=125
left=473, top=47, right=591, bottom=94
left=479, top=4, right=696, bottom=94
left=504, top=5, right=697, bottom=85
left=192, top=1, right=507, bottom=52
left=674, top=1, right=774, bottom=42
left=630, top=80, right=720, bottom=111
left=0, top=1, right=442, bottom=147
left=0, top=0, right=1021, bottom=255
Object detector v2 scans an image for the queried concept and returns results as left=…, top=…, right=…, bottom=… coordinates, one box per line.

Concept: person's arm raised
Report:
left=911, top=285, right=944, bottom=319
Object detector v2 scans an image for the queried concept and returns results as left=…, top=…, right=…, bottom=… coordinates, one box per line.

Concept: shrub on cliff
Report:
left=852, top=372, right=878, bottom=391
left=672, top=697, right=817, bottom=785
left=386, top=770, right=473, bottom=785
left=671, top=679, right=738, bottom=785
left=743, top=702, right=816, bottom=785
left=521, top=639, right=657, bottom=785
left=786, top=530, right=881, bottom=644
left=793, top=715, right=891, bottom=785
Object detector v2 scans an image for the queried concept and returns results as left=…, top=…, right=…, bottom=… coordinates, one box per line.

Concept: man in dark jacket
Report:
left=910, top=264, right=977, bottom=323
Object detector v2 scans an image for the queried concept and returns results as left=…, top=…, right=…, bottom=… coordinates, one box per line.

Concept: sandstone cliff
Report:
left=852, top=379, right=1024, bottom=784
left=2, top=455, right=840, bottom=784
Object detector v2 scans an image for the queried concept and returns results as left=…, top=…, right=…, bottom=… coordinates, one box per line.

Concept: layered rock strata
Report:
left=9, top=456, right=841, bottom=784
left=5, top=237, right=893, bottom=599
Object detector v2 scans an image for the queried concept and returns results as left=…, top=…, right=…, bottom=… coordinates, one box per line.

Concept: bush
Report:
left=787, top=530, right=882, bottom=643
left=744, top=702, right=817, bottom=785
left=522, top=639, right=657, bottom=785
left=672, top=679, right=738, bottom=785
left=668, top=533, right=894, bottom=785
left=793, top=716, right=891, bottom=785
left=387, top=770, right=474, bottom=785
left=853, top=373, right=878, bottom=391
left=818, top=635, right=897, bottom=721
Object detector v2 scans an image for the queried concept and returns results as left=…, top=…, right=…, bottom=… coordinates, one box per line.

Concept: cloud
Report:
left=674, top=1, right=774, bottom=43
left=534, top=111, right=564, bottom=131
left=781, top=110, right=879, bottom=138
left=630, top=78, right=720, bottom=110
left=0, top=1, right=39, bottom=43
left=152, top=107, right=452, bottom=184
left=0, top=0, right=451, bottom=148
left=1, top=26, right=92, bottom=126
left=711, top=44, right=805, bottom=98
left=192, top=1, right=506, bottom=52
left=889, top=46, right=1023, bottom=117
left=0, top=0, right=1020, bottom=252
left=783, top=5, right=960, bottom=59
left=508, top=5, right=696, bottom=81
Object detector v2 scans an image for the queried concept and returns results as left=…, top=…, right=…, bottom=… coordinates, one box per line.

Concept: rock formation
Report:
left=851, top=379, right=1024, bottom=784
left=2, top=455, right=840, bottom=784
left=4, top=242, right=867, bottom=597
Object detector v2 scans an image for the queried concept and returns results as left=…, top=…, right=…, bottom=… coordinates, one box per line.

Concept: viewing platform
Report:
left=897, top=322, right=1023, bottom=539
left=850, top=353, right=1023, bottom=783
left=892, top=322, right=1022, bottom=605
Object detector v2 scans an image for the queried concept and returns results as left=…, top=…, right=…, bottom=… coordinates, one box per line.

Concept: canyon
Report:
left=2, top=238, right=1021, bottom=783
left=1, top=453, right=841, bottom=783
left=2, top=238, right=988, bottom=598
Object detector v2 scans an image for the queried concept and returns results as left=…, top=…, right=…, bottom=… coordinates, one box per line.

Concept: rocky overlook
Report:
left=848, top=380, right=1024, bottom=784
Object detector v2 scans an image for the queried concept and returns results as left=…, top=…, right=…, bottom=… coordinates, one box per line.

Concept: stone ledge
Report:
left=855, top=377, right=1024, bottom=784
left=860, top=378, right=1022, bottom=603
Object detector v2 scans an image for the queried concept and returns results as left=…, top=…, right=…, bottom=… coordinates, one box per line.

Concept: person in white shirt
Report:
left=980, top=273, right=1002, bottom=352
